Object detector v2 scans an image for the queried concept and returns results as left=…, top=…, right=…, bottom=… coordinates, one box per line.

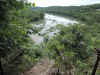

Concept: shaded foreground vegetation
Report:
left=1, top=0, right=100, bottom=75
left=0, top=0, right=44, bottom=75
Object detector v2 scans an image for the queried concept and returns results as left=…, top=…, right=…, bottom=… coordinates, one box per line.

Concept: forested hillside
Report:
left=44, top=4, right=100, bottom=24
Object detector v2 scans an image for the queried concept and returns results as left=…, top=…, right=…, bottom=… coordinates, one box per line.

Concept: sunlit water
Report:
left=29, top=13, right=77, bottom=44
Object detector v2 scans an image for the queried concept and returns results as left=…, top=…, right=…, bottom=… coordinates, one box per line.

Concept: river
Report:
left=29, top=13, right=78, bottom=44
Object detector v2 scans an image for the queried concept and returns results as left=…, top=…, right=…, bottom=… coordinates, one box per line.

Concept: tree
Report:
left=0, top=0, right=31, bottom=74
left=44, top=24, right=93, bottom=74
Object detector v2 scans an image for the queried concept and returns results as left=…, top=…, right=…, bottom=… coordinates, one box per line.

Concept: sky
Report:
left=28, top=0, right=100, bottom=7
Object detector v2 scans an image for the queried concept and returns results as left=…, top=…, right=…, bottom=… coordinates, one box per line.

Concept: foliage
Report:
left=43, top=24, right=94, bottom=74
left=0, top=0, right=44, bottom=75
left=43, top=3, right=100, bottom=74
left=1, top=0, right=100, bottom=75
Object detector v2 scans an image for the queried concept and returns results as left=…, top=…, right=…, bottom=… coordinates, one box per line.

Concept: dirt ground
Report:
left=22, top=58, right=55, bottom=75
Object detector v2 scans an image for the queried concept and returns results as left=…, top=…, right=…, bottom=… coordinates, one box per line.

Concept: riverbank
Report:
left=30, top=13, right=78, bottom=44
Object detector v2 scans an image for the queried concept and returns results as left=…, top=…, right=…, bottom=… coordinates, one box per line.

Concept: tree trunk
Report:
left=91, top=56, right=100, bottom=75
left=0, top=58, right=4, bottom=75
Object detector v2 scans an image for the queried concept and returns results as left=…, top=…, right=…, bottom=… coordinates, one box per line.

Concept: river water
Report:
left=29, top=13, right=77, bottom=44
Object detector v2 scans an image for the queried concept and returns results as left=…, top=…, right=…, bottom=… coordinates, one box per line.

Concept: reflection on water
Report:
left=30, top=13, right=77, bottom=44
